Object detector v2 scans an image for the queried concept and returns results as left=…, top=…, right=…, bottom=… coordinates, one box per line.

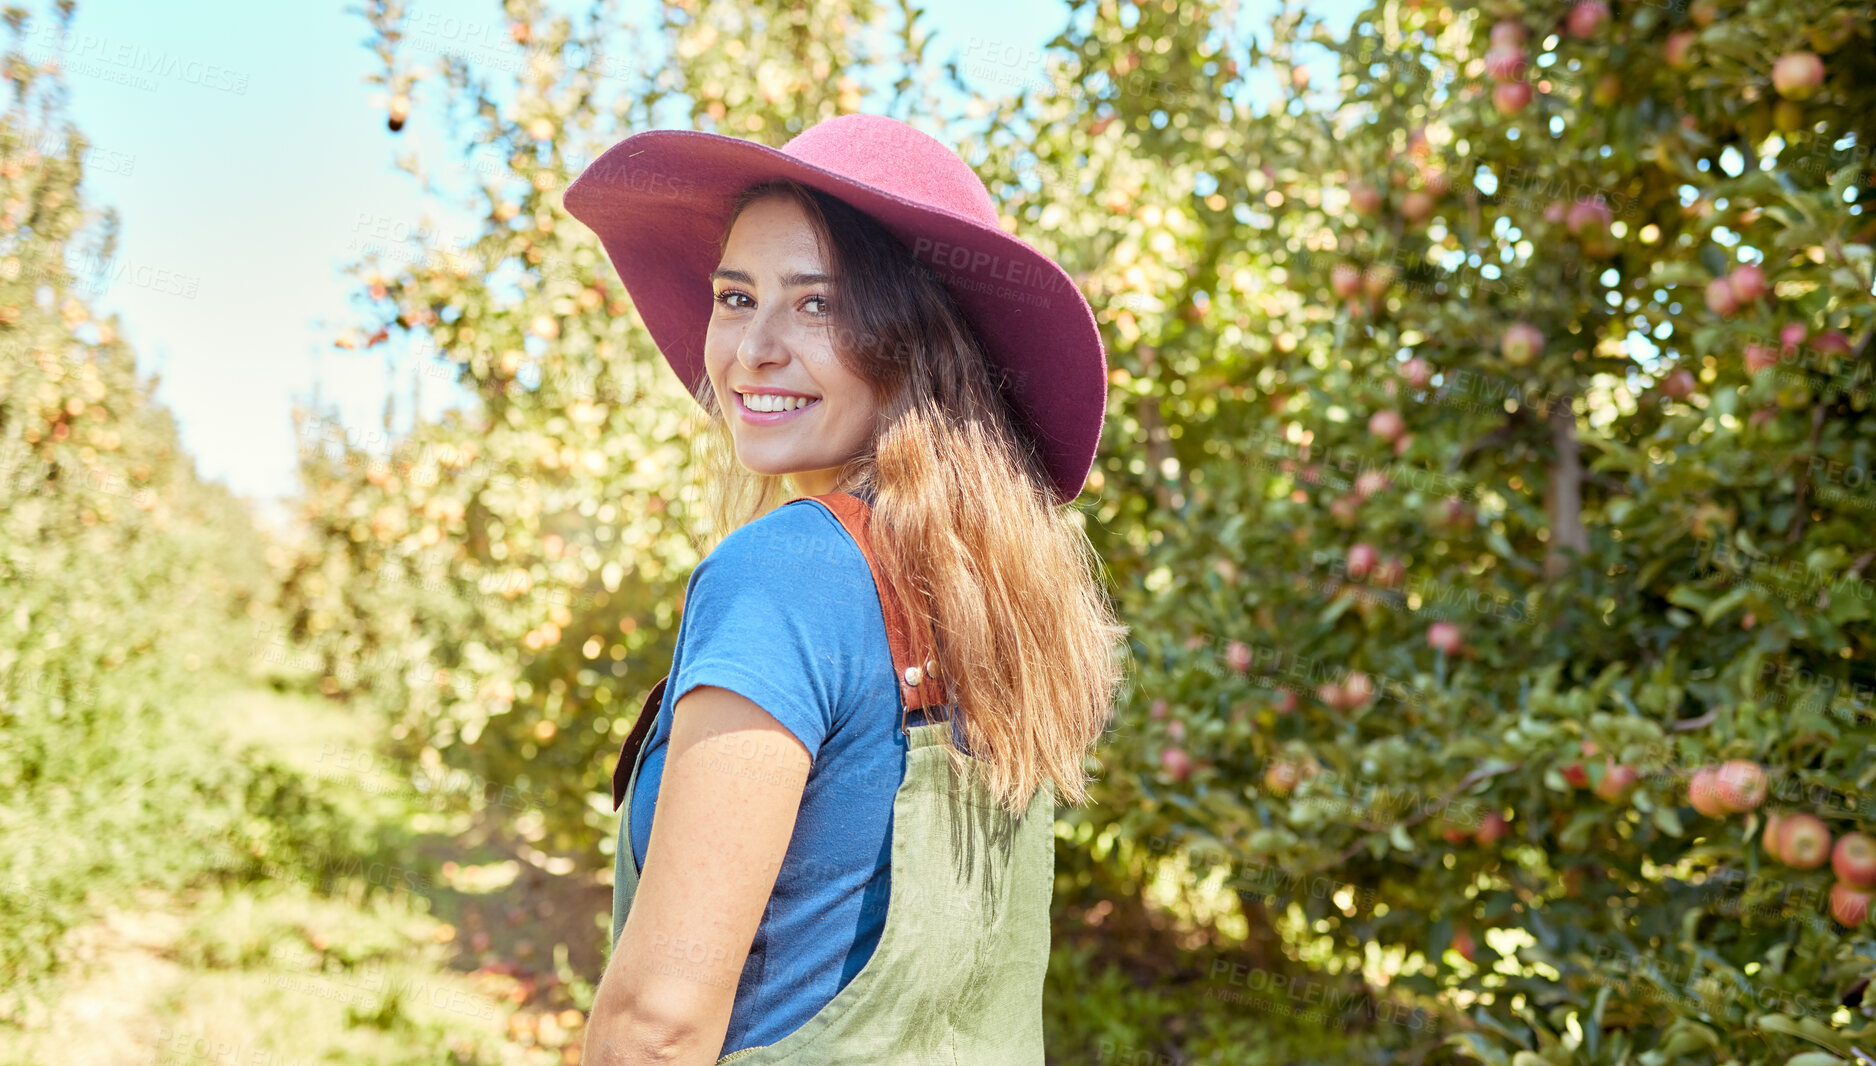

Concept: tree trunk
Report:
left=1545, top=401, right=1588, bottom=580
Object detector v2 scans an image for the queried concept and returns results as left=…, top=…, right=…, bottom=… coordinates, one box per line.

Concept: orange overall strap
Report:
left=788, top=492, right=947, bottom=715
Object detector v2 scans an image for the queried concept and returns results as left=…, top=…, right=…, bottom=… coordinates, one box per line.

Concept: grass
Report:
left=0, top=679, right=605, bottom=1066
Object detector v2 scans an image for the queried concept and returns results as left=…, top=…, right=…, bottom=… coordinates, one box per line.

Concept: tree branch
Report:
left=1787, top=403, right=1828, bottom=546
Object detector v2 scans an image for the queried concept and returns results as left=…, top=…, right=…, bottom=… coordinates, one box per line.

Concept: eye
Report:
left=800, top=295, right=829, bottom=316
left=714, top=289, right=753, bottom=310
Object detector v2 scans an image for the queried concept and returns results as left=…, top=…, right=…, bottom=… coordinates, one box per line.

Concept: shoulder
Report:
left=694, top=499, right=875, bottom=598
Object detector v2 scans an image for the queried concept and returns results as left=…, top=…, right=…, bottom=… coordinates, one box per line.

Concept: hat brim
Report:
left=562, top=128, right=1107, bottom=506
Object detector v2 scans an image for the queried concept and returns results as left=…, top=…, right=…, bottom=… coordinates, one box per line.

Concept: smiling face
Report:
left=704, top=194, right=880, bottom=496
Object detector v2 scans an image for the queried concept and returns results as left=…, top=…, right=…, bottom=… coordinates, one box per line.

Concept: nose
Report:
left=735, top=304, right=790, bottom=372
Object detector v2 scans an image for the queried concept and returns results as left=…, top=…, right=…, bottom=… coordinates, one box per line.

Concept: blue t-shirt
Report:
left=627, top=497, right=927, bottom=1054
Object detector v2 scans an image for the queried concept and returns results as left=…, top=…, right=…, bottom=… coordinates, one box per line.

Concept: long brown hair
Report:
left=690, top=179, right=1127, bottom=814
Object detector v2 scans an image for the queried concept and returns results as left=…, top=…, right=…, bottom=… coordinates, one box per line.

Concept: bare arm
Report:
left=583, top=684, right=812, bottom=1065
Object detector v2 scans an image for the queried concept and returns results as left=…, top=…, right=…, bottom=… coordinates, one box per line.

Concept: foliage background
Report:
left=5, top=0, right=1876, bottom=1062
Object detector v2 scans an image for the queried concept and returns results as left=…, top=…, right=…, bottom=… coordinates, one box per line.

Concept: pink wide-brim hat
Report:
left=562, top=113, right=1107, bottom=506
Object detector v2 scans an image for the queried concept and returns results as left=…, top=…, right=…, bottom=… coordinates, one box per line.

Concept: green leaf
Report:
left=1560, top=810, right=1600, bottom=851
left=1652, top=806, right=1684, bottom=837
left=1702, top=585, right=1752, bottom=625
left=1668, top=586, right=1714, bottom=613
left=1446, top=1033, right=1511, bottom=1066
left=1755, top=1014, right=1854, bottom=1057
left=1587, top=985, right=1610, bottom=1057
left=1429, top=915, right=1454, bottom=963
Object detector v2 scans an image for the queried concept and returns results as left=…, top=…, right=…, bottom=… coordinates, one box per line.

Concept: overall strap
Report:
left=612, top=677, right=667, bottom=813
left=782, top=492, right=948, bottom=718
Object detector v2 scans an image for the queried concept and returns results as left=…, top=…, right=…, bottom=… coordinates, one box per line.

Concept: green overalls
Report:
left=606, top=491, right=1056, bottom=1063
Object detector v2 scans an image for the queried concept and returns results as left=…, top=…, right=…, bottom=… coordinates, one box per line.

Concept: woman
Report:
left=563, top=113, right=1127, bottom=1064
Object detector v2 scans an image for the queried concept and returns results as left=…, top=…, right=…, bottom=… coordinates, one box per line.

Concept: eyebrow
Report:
left=709, top=268, right=835, bottom=287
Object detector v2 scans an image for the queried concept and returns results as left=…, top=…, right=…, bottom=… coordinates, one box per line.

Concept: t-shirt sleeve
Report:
left=666, top=500, right=882, bottom=764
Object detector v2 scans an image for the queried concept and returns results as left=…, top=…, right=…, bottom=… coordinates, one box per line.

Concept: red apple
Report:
left=1705, top=277, right=1738, bottom=316
left=1160, top=746, right=1193, bottom=782
left=1265, top=760, right=1305, bottom=796
left=1763, top=811, right=1787, bottom=857
left=1226, top=640, right=1252, bottom=674
left=1442, top=824, right=1471, bottom=845
left=1275, top=690, right=1298, bottom=714
left=1687, top=767, right=1730, bottom=818
left=1779, top=322, right=1807, bottom=352
left=1830, top=882, right=1872, bottom=926
left=1347, top=543, right=1379, bottom=579
left=1772, top=51, right=1825, bottom=101
left=1362, top=264, right=1395, bottom=298
left=1316, top=681, right=1344, bottom=708
left=1595, top=762, right=1639, bottom=802
left=1350, top=181, right=1383, bottom=215
left=1400, top=357, right=1434, bottom=389
left=1369, top=410, right=1405, bottom=443
left=1688, top=0, right=1719, bottom=26
left=1814, top=330, right=1852, bottom=356
left=1728, top=264, right=1768, bottom=305
left=1486, top=46, right=1528, bottom=82
left=1566, top=198, right=1613, bottom=236
left=1263, top=759, right=1296, bottom=794
left=1400, top=190, right=1436, bottom=221
left=1475, top=811, right=1510, bottom=845
left=1715, top=760, right=1767, bottom=812
left=1342, top=671, right=1375, bottom=708
left=1566, top=0, right=1609, bottom=38
left=1665, top=30, right=1697, bottom=71
left=1392, top=433, right=1414, bottom=457
left=1427, top=621, right=1463, bottom=655
left=1354, top=470, right=1391, bottom=498
left=1563, top=739, right=1598, bottom=787
left=1452, top=926, right=1477, bottom=961
left=1744, top=343, right=1780, bottom=375
left=1776, top=813, right=1831, bottom=869
left=1660, top=369, right=1697, bottom=398
left=1501, top=323, right=1544, bottom=365
left=1490, top=20, right=1528, bottom=48
left=1493, top=81, right=1534, bottom=115
left=1332, top=262, right=1362, bottom=298
left=1832, top=832, right=1876, bottom=888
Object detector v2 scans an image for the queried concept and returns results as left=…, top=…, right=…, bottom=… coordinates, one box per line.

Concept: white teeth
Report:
left=742, top=393, right=816, bottom=412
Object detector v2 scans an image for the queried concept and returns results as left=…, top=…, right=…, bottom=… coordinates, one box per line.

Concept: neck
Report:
left=791, top=465, right=846, bottom=497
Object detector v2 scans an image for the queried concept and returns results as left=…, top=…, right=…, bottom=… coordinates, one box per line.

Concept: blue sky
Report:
left=46, top=0, right=1357, bottom=514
